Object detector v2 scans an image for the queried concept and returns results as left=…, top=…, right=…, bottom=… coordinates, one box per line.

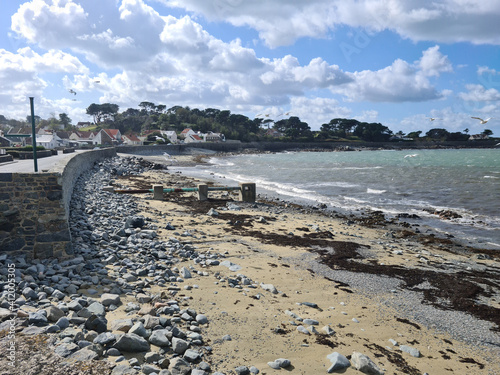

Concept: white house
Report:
left=161, top=130, right=178, bottom=144
left=179, top=128, right=196, bottom=140
left=35, top=134, right=61, bottom=149
left=122, top=134, right=142, bottom=145
left=185, top=134, right=203, bottom=143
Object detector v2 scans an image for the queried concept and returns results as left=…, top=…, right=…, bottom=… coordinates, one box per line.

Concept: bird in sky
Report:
left=429, top=117, right=441, bottom=121
left=471, top=116, right=492, bottom=124
left=68, top=89, right=76, bottom=95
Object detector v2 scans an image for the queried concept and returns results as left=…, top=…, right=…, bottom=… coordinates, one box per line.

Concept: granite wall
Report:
left=0, top=148, right=116, bottom=260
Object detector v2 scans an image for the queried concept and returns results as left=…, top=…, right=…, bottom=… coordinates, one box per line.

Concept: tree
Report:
left=407, top=131, right=422, bottom=139
left=86, top=103, right=119, bottom=123
left=482, top=129, right=493, bottom=136
left=425, top=128, right=450, bottom=140
left=58, top=113, right=72, bottom=128
left=139, top=101, right=156, bottom=114
left=274, top=116, right=312, bottom=140
left=353, top=122, right=392, bottom=142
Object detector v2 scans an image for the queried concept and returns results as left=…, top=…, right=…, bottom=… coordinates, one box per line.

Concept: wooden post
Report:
left=153, top=185, right=164, bottom=200
left=239, top=182, right=256, bottom=202
left=198, top=184, right=208, bottom=201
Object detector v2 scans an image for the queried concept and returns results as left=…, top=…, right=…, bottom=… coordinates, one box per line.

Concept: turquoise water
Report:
left=172, top=148, right=500, bottom=248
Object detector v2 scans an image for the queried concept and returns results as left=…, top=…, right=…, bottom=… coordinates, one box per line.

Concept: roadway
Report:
left=0, top=150, right=91, bottom=173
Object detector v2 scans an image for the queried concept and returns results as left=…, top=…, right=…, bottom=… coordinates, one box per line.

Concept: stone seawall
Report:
left=0, top=148, right=116, bottom=259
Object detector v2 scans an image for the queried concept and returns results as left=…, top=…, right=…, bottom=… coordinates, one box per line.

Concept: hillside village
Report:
left=0, top=125, right=226, bottom=150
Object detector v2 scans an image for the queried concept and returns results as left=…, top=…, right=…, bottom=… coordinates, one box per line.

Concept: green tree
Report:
left=58, top=113, right=72, bottom=128
left=482, top=129, right=493, bottom=136
left=86, top=103, right=119, bottom=123
left=425, top=128, right=450, bottom=140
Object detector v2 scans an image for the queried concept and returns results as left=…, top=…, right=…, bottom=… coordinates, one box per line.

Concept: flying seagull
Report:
left=471, top=116, right=492, bottom=124
left=429, top=117, right=441, bottom=121
left=68, top=89, right=76, bottom=95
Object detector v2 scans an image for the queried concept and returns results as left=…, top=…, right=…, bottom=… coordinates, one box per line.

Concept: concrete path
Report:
left=0, top=150, right=91, bottom=173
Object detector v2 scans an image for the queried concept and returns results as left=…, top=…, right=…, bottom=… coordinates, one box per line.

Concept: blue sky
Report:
left=1, top=0, right=499, bottom=136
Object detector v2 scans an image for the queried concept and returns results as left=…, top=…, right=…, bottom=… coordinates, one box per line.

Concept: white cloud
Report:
left=459, top=84, right=500, bottom=101
left=417, top=45, right=453, bottom=77
left=290, top=97, right=351, bottom=129
left=163, top=0, right=500, bottom=47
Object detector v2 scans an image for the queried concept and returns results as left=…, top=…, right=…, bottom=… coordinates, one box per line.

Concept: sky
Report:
left=1, top=0, right=500, bottom=136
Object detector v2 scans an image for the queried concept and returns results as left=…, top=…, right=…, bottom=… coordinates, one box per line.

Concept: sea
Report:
left=169, top=148, right=500, bottom=249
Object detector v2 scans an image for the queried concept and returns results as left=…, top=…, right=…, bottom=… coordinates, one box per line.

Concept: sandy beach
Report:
left=1, top=151, right=499, bottom=375
left=108, top=153, right=500, bottom=374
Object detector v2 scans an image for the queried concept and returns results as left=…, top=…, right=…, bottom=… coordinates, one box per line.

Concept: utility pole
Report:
left=29, top=97, right=38, bottom=172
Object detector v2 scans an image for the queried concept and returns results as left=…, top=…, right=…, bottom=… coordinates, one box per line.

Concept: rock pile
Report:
left=0, top=157, right=224, bottom=375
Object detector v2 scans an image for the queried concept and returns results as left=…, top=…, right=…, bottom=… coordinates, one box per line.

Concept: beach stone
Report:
left=66, top=348, right=99, bottom=362
left=260, top=283, right=278, bottom=294
left=87, top=302, right=106, bottom=315
left=149, top=329, right=171, bottom=347
left=144, top=351, right=162, bottom=363
left=322, top=325, right=336, bottom=336
left=94, top=332, right=116, bottom=345
left=51, top=289, right=66, bottom=300
left=45, top=305, right=65, bottom=322
left=22, top=287, right=38, bottom=300
left=184, top=349, right=201, bottom=362
left=351, top=352, right=384, bottom=375
left=296, top=325, right=310, bottom=335
left=180, top=267, right=192, bottom=279
left=85, top=315, right=108, bottom=333
left=28, top=311, right=48, bottom=325
left=125, top=216, right=145, bottom=228
left=101, top=293, right=121, bottom=306
left=56, top=317, right=70, bottom=330
left=303, top=318, right=319, bottom=325
left=111, top=319, right=134, bottom=332
left=234, top=366, right=250, bottom=375
left=129, top=321, right=148, bottom=337
left=113, top=333, right=150, bottom=352
left=111, top=364, right=139, bottom=375
left=172, top=337, right=189, bottom=354
left=142, top=364, right=161, bottom=374
left=267, top=361, right=281, bottom=370
left=400, top=345, right=421, bottom=358
left=169, top=357, right=191, bottom=375
left=327, top=352, right=351, bottom=372
left=195, top=314, right=208, bottom=324
left=136, top=293, right=151, bottom=303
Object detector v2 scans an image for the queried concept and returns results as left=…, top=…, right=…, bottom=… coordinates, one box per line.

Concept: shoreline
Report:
left=0, top=153, right=499, bottom=375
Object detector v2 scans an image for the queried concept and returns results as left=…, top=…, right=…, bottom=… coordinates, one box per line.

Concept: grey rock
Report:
left=85, top=314, right=108, bottom=333
left=110, top=318, right=134, bottom=332
left=351, top=352, right=384, bottom=375
left=94, top=332, right=116, bottom=345
left=22, top=287, right=38, bottom=300
left=183, top=349, right=201, bottom=362
left=327, top=352, right=351, bottom=372
left=56, top=317, right=70, bottom=330
left=111, top=364, right=139, bottom=375
left=101, top=293, right=121, bottom=306
left=195, top=314, right=208, bottom=324
left=129, top=321, right=148, bottom=338
left=172, top=337, right=189, bottom=354
left=87, top=302, right=106, bottom=315
left=65, top=348, right=99, bottom=362
left=180, top=267, right=192, bottom=279
left=45, top=305, right=65, bottom=322
left=260, top=283, right=278, bottom=294
left=113, top=333, right=150, bottom=352
left=400, top=345, right=420, bottom=358
left=142, top=364, right=162, bottom=375
left=29, top=311, right=48, bottom=325
left=169, top=357, right=191, bottom=375
left=149, top=329, right=171, bottom=347
left=234, top=366, right=250, bottom=375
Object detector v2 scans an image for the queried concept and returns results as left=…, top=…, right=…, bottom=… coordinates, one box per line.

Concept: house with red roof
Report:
left=122, top=133, right=142, bottom=145
left=93, top=129, right=122, bottom=145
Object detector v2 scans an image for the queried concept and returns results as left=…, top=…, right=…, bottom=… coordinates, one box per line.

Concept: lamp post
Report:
left=29, top=97, right=38, bottom=172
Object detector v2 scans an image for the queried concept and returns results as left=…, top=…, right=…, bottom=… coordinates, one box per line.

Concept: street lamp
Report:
left=29, top=97, right=38, bottom=172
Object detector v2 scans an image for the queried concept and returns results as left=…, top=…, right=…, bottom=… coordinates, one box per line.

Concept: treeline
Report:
left=1, top=103, right=495, bottom=143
